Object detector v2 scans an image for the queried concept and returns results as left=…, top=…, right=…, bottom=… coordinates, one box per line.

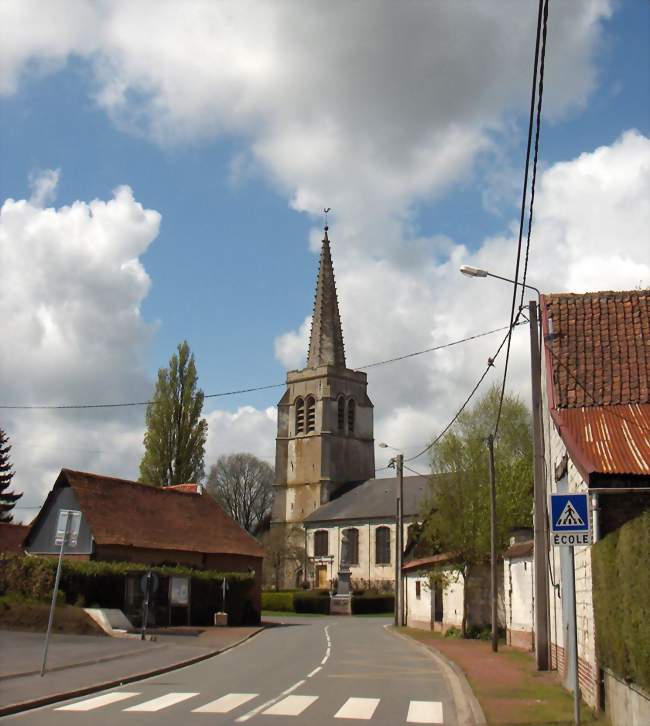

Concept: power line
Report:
left=494, top=0, right=547, bottom=437
left=0, top=323, right=516, bottom=411
left=406, top=312, right=524, bottom=464
left=403, top=464, right=428, bottom=477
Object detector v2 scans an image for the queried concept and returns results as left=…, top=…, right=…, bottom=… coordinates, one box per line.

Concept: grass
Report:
left=0, top=593, right=104, bottom=636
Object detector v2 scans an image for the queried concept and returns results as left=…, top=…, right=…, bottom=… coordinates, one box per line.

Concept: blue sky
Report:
left=1, top=1, right=648, bottom=511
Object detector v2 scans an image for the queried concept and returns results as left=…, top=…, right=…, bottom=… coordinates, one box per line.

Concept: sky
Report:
left=1, top=0, right=649, bottom=520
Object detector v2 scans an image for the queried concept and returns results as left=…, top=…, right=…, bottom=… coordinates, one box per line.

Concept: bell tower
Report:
left=272, top=227, right=375, bottom=527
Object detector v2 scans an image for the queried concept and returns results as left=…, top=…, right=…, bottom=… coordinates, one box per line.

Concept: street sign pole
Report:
left=41, top=510, right=71, bottom=677
left=141, top=571, right=152, bottom=640
left=568, top=549, right=581, bottom=726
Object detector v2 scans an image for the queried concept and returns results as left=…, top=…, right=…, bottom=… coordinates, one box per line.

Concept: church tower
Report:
left=272, top=227, right=375, bottom=528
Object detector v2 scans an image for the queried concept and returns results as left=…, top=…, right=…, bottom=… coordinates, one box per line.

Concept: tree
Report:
left=421, top=384, right=533, bottom=635
left=261, top=525, right=306, bottom=591
left=0, top=429, right=21, bottom=523
left=139, top=341, right=208, bottom=486
left=206, top=453, right=274, bottom=534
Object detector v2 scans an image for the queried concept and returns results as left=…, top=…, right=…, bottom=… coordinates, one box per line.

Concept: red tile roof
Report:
left=402, top=553, right=455, bottom=572
left=166, top=483, right=199, bottom=494
left=0, top=522, right=29, bottom=555
left=541, top=290, right=650, bottom=482
left=32, top=469, right=263, bottom=558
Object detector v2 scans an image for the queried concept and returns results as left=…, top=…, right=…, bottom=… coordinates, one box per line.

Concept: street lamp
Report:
left=459, top=265, right=549, bottom=669
left=379, top=442, right=404, bottom=627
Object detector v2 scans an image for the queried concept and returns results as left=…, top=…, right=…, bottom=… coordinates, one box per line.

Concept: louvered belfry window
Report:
left=337, top=396, right=345, bottom=432
left=295, top=398, right=305, bottom=434
left=306, top=396, right=316, bottom=433
left=347, top=398, right=356, bottom=433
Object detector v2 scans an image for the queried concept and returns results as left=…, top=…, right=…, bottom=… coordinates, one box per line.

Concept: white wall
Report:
left=405, top=571, right=432, bottom=627
left=504, top=555, right=534, bottom=646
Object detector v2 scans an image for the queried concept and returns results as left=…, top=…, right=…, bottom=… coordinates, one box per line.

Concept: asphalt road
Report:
left=1, top=616, right=460, bottom=725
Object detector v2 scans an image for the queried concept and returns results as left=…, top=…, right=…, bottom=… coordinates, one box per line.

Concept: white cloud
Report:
left=274, top=315, right=311, bottom=370
left=29, top=168, right=60, bottom=207
left=204, top=406, right=277, bottom=467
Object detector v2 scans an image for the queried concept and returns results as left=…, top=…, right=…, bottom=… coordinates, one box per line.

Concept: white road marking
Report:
left=192, top=693, right=258, bottom=713
left=262, top=695, right=318, bottom=716
left=236, top=680, right=305, bottom=722
left=124, top=692, right=199, bottom=712
left=55, top=692, right=140, bottom=711
left=334, top=697, right=380, bottom=720
left=320, top=656, right=328, bottom=665
left=406, top=700, right=444, bottom=724
left=307, top=666, right=322, bottom=677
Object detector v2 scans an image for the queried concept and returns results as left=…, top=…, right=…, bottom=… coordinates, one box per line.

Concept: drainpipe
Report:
left=591, top=492, right=600, bottom=543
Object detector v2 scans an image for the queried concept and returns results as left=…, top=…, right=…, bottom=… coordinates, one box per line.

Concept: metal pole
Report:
left=569, top=549, right=581, bottom=725
left=395, top=454, right=404, bottom=625
left=141, top=571, right=151, bottom=640
left=530, top=300, right=550, bottom=669
left=41, top=511, right=70, bottom=676
left=487, top=434, right=498, bottom=652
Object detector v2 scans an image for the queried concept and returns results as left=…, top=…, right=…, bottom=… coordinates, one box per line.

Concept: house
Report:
left=0, top=522, right=29, bottom=556
left=302, top=474, right=431, bottom=590
left=539, top=289, right=650, bottom=710
left=24, top=468, right=265, bottom=618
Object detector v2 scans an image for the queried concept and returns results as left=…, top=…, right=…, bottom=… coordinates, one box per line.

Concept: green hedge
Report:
left=351, top=593, right=394, bottom=614
left=0, top=557, right=256, bottom=626
left=592, top=511, right=650, bottom=692
left=294, top=589, right=330, bottom=614
left=262, top=591, right=295, bottom=611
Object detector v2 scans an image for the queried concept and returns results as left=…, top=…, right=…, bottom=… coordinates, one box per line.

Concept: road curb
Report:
left=386, top=626, right=487, bottom=726
left=0, top=626, right=264, bottom=718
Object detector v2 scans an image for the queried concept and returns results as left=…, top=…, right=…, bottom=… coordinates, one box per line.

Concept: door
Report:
left=316, top=565, right=328, bottom=589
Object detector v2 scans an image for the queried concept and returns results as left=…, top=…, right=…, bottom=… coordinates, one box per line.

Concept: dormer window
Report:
left=347, top=398, right=356, bottom=434
left=295, top=398, right=305, bottom=434
left=306, top=396, right=316, bottom=433
left=337, top=396, right=345, bottom=433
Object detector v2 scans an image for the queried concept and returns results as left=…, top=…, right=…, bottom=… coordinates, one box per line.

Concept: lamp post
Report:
left=379, top=443, right=404, bottom=627
left=460, top=265, right=549, bottom=670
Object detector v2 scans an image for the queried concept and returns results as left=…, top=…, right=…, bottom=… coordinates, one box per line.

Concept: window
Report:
left=347, top=397, right=356, bottom=433
left=375, top=526, right=391, bottom=564
left=314, top=530, right=329, bottom=557
left=306, top=396, right=316, bottom=432
left=337, top=396, right=346, bottom=432
left=415, top=580, right=421, bottom=599
left=295, top=398, right=305, bottom=434
left=341, top=528, right=359, bottom=565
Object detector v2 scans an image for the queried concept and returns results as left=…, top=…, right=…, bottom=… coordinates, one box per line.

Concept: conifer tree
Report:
left=0, top=428, right=21, bottom=523
left=139, top=341, right=208, bottom=486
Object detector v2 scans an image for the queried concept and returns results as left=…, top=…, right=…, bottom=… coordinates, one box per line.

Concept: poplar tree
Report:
left=0, top=428, right=22, bottom=523
left=139, top=341, right=208, bottom=486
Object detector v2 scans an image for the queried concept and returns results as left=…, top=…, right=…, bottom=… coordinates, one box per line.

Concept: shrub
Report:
left=592, top=511, right=650, bottom=692
left=444, top=626, right=461, bottom=638
left=351, top=593, right=394, bottom=614
left=294, top=589, right=330, bottom=614
left=262, top=591, right=295, bottom=612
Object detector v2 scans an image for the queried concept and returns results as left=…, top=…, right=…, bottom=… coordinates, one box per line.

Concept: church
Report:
left=271, top=226, right=430, bottom=590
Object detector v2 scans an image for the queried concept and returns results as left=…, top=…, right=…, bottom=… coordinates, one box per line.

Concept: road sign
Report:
left=54, top=509, right=81, bottom=546
left=550, top=493, right=591, bottom=546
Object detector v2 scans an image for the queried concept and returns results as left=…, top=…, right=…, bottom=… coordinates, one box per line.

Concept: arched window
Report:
left=347, top=397, right=356, bottom=434
left=314, top=530, right=329, bottom=557
left=306, top=396, right=316, bottom=433
left=375, top=526, right=391, bottom=564
left=337, top=396, right=346, bottom=433
left=295, top=398, right=305, bottom=434
left=341, top=528, right=359, bottom=565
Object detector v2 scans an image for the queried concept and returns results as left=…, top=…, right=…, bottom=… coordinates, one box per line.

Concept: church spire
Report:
left=307, top=226, right=346, bottom=368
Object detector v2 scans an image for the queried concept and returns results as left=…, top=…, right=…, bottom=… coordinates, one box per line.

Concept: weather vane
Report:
left=323, top=207, right=331, bottom=229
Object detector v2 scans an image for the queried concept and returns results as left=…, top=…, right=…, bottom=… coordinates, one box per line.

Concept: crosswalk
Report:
left=55, top=690, right=445, bottom=722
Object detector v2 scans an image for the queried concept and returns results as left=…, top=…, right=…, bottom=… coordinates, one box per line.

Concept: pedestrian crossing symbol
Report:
left=550, top=493, right=591, bottom=547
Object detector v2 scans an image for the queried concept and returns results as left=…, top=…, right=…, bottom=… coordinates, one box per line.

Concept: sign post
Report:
left=140, top=571, right=159, bottom=640
left=550, top=492, right=592, bottom=726
left=41, top=509, right=81, bottom=676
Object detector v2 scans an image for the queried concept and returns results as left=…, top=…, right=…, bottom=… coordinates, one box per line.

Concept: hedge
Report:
left=294, top=589, right=330, bottom=614
left=0, top=556, right=256, bottom=626
left=592, top=510, right=650, bottom=692
left=262, top=591, right=295, bottom=612
left=351, top=593, right=394, bottom=614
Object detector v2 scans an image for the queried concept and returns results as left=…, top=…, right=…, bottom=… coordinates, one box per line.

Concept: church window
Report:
left=375, top=526, right=391, bottom=564
left=314, top=530, right=329, bottom=557
left=337, top=396, right=345, bottom=432
left=347, top=398, right=356, bottom=433
left=295, top=398, right=305, bottom=434
left=306, top=396, right=316, bottom=433
left=341, top=528, right=359, bottom=565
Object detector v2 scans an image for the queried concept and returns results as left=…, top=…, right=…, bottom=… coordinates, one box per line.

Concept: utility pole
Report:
left=394, top=454, right=404, bottom=627
left=487, top=434, right=498, bottom=653
left=529, top=300, right=550, bottom=669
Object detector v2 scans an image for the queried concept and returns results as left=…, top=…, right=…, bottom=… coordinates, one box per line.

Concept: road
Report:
left=1, top=616, right=460, bottom=725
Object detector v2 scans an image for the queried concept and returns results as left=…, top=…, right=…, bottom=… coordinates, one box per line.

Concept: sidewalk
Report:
left=0, top=625, right=263, bottom=716
left=400, top=628, right=608, bottom=725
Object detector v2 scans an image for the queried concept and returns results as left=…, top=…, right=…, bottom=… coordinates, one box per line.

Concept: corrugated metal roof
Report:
left=552, top=404, right=650, bottom=481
